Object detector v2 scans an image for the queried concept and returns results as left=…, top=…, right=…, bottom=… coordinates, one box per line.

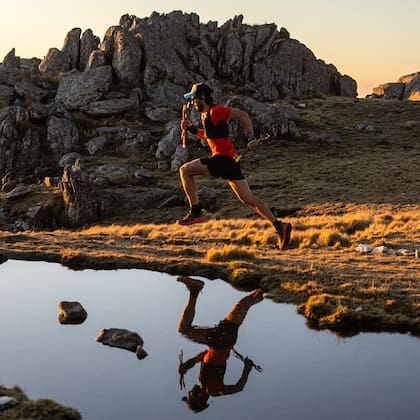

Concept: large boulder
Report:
left=372, top=82, right=404, bottom=99
left=112, top=27, right=143, bottom=84
left=14, top=128, right=42, bottom=174
left=0, top=106, right=30, bottom=178
left=155, top=119, right=182, bottom=160
left=133, top=11, right=201, bottom=104
left=402, top=72, right=420, bottom=101
left=14, top=80, right=49, bottom=101
left=80, top=96, right=137, bottom=116
left=79, top=29, right=100, bottom=71
left=38, top=28, right=82, bottom=74
left=55, top=65, right=113, bottom=109
left=225, top=95, right=301, bottom=140
left=86, top=50, right=107, bottom=70
left=47, top=116, right=79, bottom=159
left=370, top=71, right=420, bottom=101
left=38, top=48, right=71, bottom=74
left=1, top=48, right=20, bottom=69
left=61, top=161, right=104, bottom=227
left=62, top=28, right=82, bottom=69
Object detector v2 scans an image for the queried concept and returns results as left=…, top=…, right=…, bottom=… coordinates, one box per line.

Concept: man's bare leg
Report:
left=229, top=179, right=277, bottom=222
left=225, top=289, right=265, bottom=325
left=229, top=179, right=292, bottom=249
left=177, top=276, right=205, bottom=333
left=179, top=159, right=211, bottom=207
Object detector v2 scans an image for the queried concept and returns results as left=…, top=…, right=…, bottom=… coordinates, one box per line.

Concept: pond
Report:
left=0, top=259, right=419, bottom=420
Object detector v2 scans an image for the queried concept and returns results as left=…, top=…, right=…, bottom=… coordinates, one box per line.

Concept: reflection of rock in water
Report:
left=58, top=301, right=87, bottom=325
left=96, top=328, right=148, bottom=359
left=0, top=253, right=8, bottom=264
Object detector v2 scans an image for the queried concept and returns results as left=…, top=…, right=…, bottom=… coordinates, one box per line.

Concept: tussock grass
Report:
left=298, top=293, right=357, bottom=328
left=359, top=279, right=390, bottom=295
left=77, top=205, right=418, bottom=251
left=206, top=244, right=255, bottom=262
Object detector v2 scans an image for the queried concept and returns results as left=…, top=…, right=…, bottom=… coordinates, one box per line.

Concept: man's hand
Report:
left=179, top=358, right=196, bottom=374
left=246, top=134, right=258, bottom=151
left=181, top=119, right=198, bottom=135
left=181, top=119, right=192, bottom=130
left=179, top=363, right=188, bottom=375
left=244, top=357, right=254, bottom=371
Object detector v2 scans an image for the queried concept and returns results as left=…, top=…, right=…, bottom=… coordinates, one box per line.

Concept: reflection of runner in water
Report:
left=177, top=276, right=264, bottom=412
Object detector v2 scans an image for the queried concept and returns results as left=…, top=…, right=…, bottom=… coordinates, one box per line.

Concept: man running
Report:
left=178, top=82, right=291, bottom=249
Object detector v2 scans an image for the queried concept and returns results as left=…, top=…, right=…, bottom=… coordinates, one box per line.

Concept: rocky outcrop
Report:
left=131, top=11, right=356, bottom=102
left=34, top=11, right=356, bottom=102
left=369, top=71, right=420, bottom=100
left=0, top=11, right=358, bottom=230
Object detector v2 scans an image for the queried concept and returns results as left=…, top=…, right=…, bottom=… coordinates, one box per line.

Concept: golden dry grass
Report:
left=75, top=205, right=419, bottom=251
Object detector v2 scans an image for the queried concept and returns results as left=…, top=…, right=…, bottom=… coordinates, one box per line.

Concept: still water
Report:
left=0, top=259, right=419, bottom=420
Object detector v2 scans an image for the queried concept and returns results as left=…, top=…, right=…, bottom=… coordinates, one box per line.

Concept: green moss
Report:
left=0, top=385, right=81, bottom=420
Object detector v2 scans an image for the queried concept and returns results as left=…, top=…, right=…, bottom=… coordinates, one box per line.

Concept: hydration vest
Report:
left=202, top=105, right=229, bottom=139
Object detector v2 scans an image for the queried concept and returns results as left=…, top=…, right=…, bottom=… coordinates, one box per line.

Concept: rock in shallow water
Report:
left=58, top=301, right=88, bottom=324
left=96, top=327, right=148, bottom=359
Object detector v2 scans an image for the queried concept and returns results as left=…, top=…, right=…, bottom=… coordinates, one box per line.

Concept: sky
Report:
left=1, top=0, right=420, bottom=97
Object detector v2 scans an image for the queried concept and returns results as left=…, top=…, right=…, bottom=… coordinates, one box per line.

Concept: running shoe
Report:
left=177, top=276, right=205, bottom=291
left=276, top=221, right=292, bottom=250
left=177, top=211, right=205, bottom=226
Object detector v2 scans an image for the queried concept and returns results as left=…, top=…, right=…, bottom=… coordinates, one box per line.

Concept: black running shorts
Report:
left=200, top=155, right=244, bottom=181
left=181, top=320, right=239, bottom=349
